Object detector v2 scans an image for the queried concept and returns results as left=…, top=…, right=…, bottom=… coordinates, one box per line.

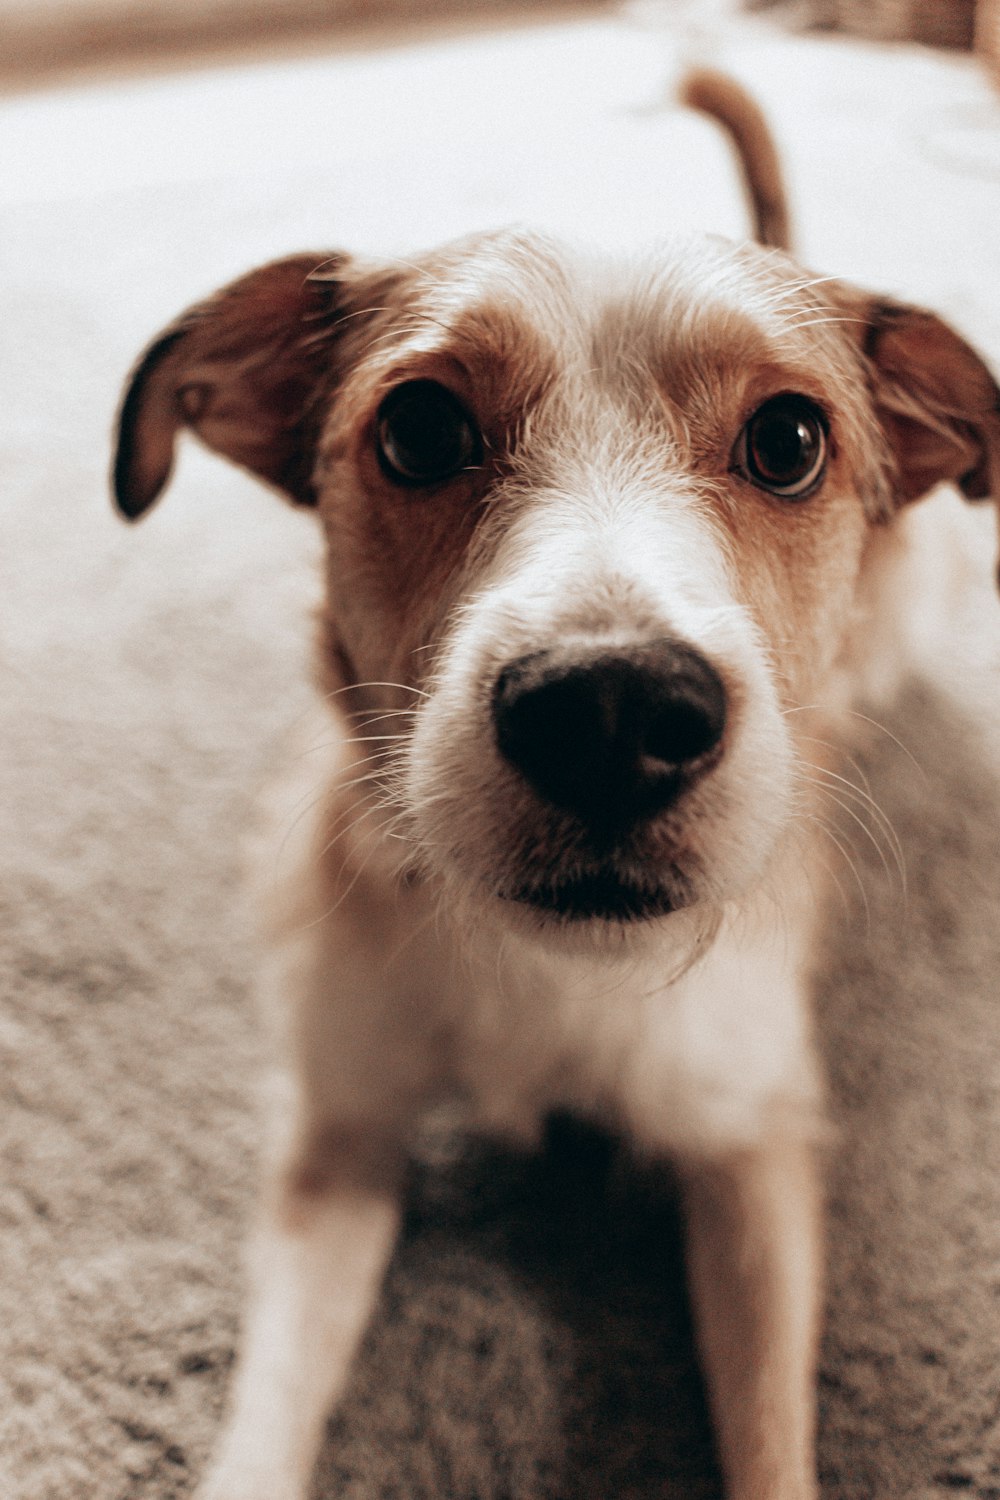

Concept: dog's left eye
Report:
left=733, top=394, right=829, bottom=500
left=376, top=380, right=481, bottom=487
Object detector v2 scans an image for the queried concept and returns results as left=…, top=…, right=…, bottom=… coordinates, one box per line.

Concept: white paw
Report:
left=195, top=1467, right=303, bottom=1500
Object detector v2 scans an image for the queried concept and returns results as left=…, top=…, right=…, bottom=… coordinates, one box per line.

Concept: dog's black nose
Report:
left=492, top=640, right=727, bottom=835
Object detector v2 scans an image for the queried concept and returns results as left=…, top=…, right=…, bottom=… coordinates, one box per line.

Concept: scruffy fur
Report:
left=113, top=71, right=1000, bottom=1500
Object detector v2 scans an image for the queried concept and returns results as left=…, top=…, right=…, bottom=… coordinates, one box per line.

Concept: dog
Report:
left=112, top=69, right=1000, bottom=1500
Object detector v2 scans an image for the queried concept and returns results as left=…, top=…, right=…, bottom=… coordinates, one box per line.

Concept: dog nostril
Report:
left=492, top=641, right=727, bottom=833
left=644, top=666, right=727, bottom=768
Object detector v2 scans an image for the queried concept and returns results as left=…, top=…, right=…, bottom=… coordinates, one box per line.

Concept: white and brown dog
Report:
left=113, top=72, right=999, bottom=1500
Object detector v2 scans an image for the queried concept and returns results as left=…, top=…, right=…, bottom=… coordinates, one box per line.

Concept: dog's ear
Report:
left=113, top=252, right=355, bottom=519
left=844, top=292, right=1000, bottom=510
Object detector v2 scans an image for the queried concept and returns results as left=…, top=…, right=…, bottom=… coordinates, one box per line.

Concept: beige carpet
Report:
left=2, top=15, right=1000, bottom=1499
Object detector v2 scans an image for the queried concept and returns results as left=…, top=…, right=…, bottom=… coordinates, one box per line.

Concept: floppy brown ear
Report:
left=854, top=295, right=1000, bottom=508
left=113, top=252, right=351, bottom=519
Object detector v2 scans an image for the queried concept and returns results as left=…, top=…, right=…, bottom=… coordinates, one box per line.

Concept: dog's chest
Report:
left=430, top=913, right=819, bottom=1157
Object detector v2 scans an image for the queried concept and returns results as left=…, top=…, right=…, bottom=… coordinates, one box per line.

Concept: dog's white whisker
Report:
left=344, top=707, right=419, bottom=722
left=794, top=814, right=852, bottom=918
left=343, top=733, right=411, bottom=745
left=319, top=680, right=431, bottom=704
left=795, top=736, right=905, bottom=866
left=811, top=812, right=873, bottom=935
left=272, top=753, right=405, bottom=874
left=813, top=782, right=899, bottom=897
left=843, top=709, right=929, bottom=780
left=808, top=765, right=907, bottom=898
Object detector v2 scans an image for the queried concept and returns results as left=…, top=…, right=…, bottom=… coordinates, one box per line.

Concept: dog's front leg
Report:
left=197, top=838, right=437, bottom=1500
left=197, top=1125, right=403, bottom=1500
left=680, top=1136, right=822, bottom=1500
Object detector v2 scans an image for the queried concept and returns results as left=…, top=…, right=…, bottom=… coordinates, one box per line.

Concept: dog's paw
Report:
left=195, top=1471, right=303, bottom=1500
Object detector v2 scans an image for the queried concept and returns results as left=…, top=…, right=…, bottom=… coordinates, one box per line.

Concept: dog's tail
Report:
left=678, top=67, right=791, bottom=253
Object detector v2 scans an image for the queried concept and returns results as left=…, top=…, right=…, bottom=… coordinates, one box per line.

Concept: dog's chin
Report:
left=499, top=870, right=691, bottom=926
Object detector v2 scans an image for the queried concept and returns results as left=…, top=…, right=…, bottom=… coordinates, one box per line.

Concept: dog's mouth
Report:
left=500, top=870, right=686, bottom=923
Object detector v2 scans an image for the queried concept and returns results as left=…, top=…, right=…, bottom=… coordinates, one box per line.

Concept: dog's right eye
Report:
left=375, top=380, right=481, bottom=487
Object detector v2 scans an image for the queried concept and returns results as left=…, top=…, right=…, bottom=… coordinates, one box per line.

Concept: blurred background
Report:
left=0, top=0, right=996, bottom=79
left=4, top=3, right=1000, bottom=1500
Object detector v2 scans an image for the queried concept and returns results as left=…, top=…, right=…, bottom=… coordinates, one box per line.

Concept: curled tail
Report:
left=678, top=67, right=791, bottom=253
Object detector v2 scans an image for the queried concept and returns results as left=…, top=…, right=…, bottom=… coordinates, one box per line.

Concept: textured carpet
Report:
left=2, top=16, right=1000, bottom=1500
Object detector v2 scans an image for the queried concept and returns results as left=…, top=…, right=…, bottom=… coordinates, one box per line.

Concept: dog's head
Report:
left=114, top=229, right=1000, bottom=942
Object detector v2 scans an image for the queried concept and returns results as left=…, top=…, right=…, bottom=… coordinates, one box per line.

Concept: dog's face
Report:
left=115, top=230, right=1000, bottom=939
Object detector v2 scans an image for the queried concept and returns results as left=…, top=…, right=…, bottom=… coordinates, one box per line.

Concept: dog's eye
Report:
left=734, top=394, right=828, bottom=500
left=376, top=380, right=481, bottom=487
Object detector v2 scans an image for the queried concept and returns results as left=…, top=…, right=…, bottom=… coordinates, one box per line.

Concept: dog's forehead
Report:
left=391, top=230, right=850, bottom=399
